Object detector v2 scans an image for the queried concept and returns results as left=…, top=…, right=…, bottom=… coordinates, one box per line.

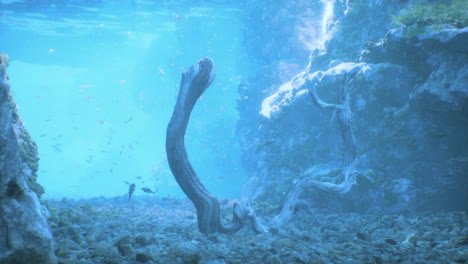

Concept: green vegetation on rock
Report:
left=392, top=0, right=468, bottom=37
left=18, top=114, right=45, bottom=198
left=1, top=53, right=44, bottom=198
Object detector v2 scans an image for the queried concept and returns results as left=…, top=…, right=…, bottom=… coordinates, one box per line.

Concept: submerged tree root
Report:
left=271, top=73, right=361, bottom=227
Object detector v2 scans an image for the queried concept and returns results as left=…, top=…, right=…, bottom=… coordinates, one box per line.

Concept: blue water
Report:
left=1, top=0, right=248, bottom=199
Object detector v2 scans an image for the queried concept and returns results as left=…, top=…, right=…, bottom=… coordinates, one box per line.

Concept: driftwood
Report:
left=166, top=58, right=360, bottom=234
left=270, top=73, right=360, bottom=228
left=166, top=57, right=265, bottom=235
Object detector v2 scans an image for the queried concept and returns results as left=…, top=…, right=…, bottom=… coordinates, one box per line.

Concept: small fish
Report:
left=158, top=67, right=165, bottom=74
left=48, top=49, right=55, bottom=54
left=141, top=187, right=155, bottom=194
left=124, top=117, right=133, bottom=124
left=255, top=140, right=274, bottom=154
left=52, top=144, right=62, bottom=152
left=120, top=80, right=128, bottom=84
left=172, top=14, right=181, bottom=22
left=128, top=183, right=136, bottom=201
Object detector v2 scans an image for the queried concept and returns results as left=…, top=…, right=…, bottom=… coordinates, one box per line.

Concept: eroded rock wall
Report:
left=0, top=53, right=57, bottom=264
left=238, top=1, right=468, bottom=212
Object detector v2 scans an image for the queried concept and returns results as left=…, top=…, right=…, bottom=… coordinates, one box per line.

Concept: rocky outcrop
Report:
left=0, top=53, right=57, bottom=264
left=237, top=0, right=468, bottom=213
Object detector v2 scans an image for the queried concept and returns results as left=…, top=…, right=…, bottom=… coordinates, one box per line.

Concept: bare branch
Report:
left=166, top=58, right=265, bottom=235
left=166, top=59, right=361, bottom=233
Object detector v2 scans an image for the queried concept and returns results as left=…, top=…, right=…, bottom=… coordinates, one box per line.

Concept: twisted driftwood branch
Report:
left=166, top=57, right=265, bottom=235
left=271, top=73, right=359, bottom=228
left=166, top=58, right=361, bottom=232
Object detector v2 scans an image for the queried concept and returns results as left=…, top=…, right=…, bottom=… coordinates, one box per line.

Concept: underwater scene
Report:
left=0, top=0, right=467, bottom=263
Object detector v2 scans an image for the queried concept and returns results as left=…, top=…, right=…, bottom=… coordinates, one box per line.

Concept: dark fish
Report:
left=255, top=140, right=274, bottom=154
left=260, top=140, right=274, bottom=146
left=52, top=144, right=63, bottom=152
left=124, top=117, right=133, bottom=124
left=128, top=183, right=136, bottom=201
left=141, top=187, right=155, bottom=194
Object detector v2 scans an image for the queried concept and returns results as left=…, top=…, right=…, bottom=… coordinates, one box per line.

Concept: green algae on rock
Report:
left=392, top=0, right=468, bottom=38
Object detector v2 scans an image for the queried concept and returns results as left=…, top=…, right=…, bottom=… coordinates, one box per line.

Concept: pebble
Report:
left=46, top=197, right=468, bottom=264
left=136, top=252, right=152, bottom=263
left=117, top=244, right=133, bottom=256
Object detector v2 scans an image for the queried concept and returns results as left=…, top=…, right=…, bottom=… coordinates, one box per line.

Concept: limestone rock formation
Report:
left=237, top=0, right=468, bottom=213
left=0, top=53, right=57, bottom=264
